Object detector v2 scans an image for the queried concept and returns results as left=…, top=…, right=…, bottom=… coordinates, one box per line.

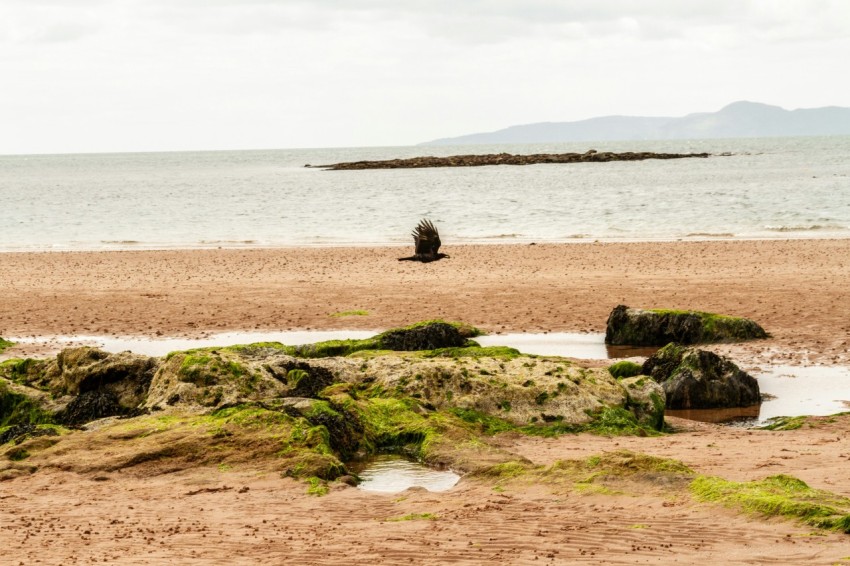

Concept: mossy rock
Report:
left=377, top=321, right=471, bottom=351
left=146, top=349, right=291, bottom=409
left=642, top=343, right=760, bottom=409
left=0, top=379, right=54, bottom=428
left=620, top=376, right=665, bottom=431
left=0, top=358, right=50, bottom=389
left=605, top=305, right=767, bottom=346
left=41, top=348, right=157, bottom=410
left=278, top=321, right=483, bottom=359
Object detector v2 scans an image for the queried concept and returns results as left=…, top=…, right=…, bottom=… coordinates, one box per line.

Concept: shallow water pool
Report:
left=666, top=365, right=850, bottom=426
left=352, top=455, right=460, bottom=493
left=477, top=332, right=656, bottom=359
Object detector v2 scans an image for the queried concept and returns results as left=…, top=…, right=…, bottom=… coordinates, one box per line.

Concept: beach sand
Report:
left=1, top=239, right=849, bottom=364
left=2, top=239, right=850, bottom=563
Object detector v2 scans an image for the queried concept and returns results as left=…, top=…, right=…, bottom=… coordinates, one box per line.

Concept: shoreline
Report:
left=2, top=233, right=850, bottom=254
left=1, top=239, right=849, bottom=366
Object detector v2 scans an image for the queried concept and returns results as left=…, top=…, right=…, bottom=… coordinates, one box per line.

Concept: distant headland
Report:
left=421, top=101, right=850, bottom=146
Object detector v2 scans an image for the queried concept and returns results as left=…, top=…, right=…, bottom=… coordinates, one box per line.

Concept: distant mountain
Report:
left=421, top=101, right=850, bottom=145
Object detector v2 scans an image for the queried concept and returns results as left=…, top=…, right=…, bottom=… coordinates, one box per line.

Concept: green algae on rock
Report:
left=605, top=304, right=768, bottom=346
left=607, top=360, right=643, bottom=379
left=0, top=320, right=669, bottom=486
left=0, top=337, right=14, bottom=354
left=642, top=343, right=760, bottom=410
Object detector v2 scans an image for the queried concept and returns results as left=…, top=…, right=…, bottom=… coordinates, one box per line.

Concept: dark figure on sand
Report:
left=398, top=219, right=449, bottom=263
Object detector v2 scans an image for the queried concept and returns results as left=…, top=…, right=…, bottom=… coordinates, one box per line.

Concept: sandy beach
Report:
left=2, top=239, right=850, bottom=564
left=2, top=239, right=849, bottom=364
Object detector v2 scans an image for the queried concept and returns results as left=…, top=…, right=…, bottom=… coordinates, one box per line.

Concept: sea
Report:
left=1, top=136, right=849, bottom=251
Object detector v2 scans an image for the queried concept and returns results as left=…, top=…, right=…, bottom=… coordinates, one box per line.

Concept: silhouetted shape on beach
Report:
left=398, top=219, right=449, bottom=262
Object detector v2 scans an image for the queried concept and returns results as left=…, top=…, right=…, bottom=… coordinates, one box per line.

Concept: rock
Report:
left=377, top=322, right=469, bottom=351
left=318, top=151, right=710, bottom=170
left=605, top=305, right=767, bottom=346
left=336, top=475, right=358, bottom=487
left=42, top=348, right=158, bottom=410
left=55, top=390, right=126, bottom=426
left=642, top=343, right=760, bottom=409
left=619, top=376, right=665, bottom=430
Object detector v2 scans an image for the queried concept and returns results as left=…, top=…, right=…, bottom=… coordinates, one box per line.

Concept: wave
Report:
left=763, top=224, right=848, bottom=233
left=685, top=232, right=735, bottom=238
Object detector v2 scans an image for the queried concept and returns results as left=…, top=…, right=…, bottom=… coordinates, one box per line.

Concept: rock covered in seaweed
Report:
left=619, top=376, right=666, bottom=430
left=642, top=343, right=760, bottom=409
left=376, top=321, right=471, bottom=351
left=605, top=305, right=767, bottom=346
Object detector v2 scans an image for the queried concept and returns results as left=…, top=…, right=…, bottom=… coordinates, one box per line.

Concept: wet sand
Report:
left=2, top=239, right=849, bottom=365
left=3, top=416, right=850, bottom=565
left=2, top=239, right=850, bottom=563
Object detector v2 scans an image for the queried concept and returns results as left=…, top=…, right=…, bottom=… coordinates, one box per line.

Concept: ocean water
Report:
left=1, top=137, right=849, bottom=251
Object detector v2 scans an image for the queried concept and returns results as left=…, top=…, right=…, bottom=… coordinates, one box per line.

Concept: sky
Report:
left=2, top=0, right=849, bottom=154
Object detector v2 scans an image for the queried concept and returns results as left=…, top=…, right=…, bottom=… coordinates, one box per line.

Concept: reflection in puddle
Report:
left=7, top=331, right=377, bottom=358
left=666, top=405, right=761, bottom=424
left=353, top=456, right=460, bottom=494
left=477, top=333, right=655, bottom=359
left=667, top=365, right=850, bottom=426
left=755, top=365, right=850, bottom=423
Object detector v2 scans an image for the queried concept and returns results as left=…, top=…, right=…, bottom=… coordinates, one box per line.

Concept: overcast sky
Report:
left=2, top=0, right=849, bottom=154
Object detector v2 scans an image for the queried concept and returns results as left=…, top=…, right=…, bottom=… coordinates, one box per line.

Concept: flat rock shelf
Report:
left=310, top=150, right=712, bottom=170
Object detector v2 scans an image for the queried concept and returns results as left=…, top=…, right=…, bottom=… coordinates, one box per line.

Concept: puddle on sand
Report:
left=667, top=365, right=850, bottom=426
left=5, top=331, right=378, bottom=358
left=7, top=331, right=649, bottom=360
left=352, top=455, right=460, bottom=494
left=477, top=333, right=656, bottom=359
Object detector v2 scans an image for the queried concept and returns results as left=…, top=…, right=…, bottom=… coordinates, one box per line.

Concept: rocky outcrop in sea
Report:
left=312, top=149, right=711, bottom=170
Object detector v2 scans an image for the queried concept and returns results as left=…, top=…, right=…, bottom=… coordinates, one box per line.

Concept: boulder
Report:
left=642, top=344, right=760, bottom=409
left=42, top=347, right=158, bottom=411
left=605, top=305, right=767, bottom=346
left=619, top=376, right=665, bottom=430
left=377, top=322, right=470, bottom=351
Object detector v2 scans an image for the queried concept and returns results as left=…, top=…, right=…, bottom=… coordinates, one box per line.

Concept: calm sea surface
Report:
left=1, top=137, right=849, bottom=251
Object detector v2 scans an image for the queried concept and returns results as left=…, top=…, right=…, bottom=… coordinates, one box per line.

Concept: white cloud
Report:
left=1, top=0, right=849, bottom=153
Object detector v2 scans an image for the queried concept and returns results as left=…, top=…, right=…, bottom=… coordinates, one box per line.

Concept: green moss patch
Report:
left=522, top=407, right=661, bottom=437
left=421, top=346, right=520, bottom=360
left=331, top=310, right=369, bottom=317
left=0, top=358, right=48, bottom=388
left=0, top=380, right=54, bottom=428
left=608, top=361, right=643, bottom=379
left=759, top=416, right=807, bottom=431
left=284, top=338, right=382, bottom=358
left=474, top=450, right=692, bottom=494
left=450, top=405, right=659, bottom=438
left=385, top=513, right=438, bottom=522
left=691, top=474, right=850, bottom=533
left=0, top=337, right=14, bottom=354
